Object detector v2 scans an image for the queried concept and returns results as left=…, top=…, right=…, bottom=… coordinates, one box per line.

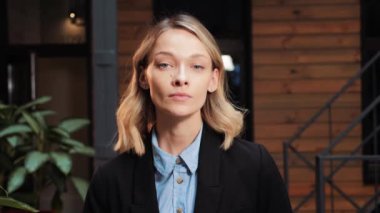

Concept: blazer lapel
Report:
left=194, top=125, right=224, bottom=213
left=132, top=138, right=159, bottom=213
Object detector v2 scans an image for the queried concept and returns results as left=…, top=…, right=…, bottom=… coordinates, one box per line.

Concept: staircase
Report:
left=284, top=51, right=380, bottom=213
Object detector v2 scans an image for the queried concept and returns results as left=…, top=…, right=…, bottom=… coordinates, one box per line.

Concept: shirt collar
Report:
left=151, top=124, right=203, bottom=176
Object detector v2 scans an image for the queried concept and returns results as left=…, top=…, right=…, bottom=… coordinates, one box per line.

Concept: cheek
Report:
left=199, top=92, right=208, bottom=106
left=148, top=89, right=162, bottom=110
left=147, top=78, right=167, bottom=101
left=198, top=75, right=214, bottom=91
left=195, top=81, right=211, bottom=102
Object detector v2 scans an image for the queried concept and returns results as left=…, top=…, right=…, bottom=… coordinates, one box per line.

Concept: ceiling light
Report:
left=222, top=55, right=235, bottom=72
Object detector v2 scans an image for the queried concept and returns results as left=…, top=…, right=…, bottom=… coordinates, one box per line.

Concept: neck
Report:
left=155, top=113, right=202, bottom=156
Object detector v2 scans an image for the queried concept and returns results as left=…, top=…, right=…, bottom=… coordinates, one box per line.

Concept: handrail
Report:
left=316, top=154, right=380, bottom=212
left=283, top=51, right=380, bottom=212
left=315, top=95, right=380, bottom=212
left=285, top=51, right=380, bottom=146
left=321, top=95, right=380, bottom=155
left=327, top=125, right=380, bottom=179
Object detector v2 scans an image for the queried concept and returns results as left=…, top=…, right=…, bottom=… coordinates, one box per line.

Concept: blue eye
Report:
left=157, top=63, right=171, bottom=70
left=193, top=65, right=204, bottom=70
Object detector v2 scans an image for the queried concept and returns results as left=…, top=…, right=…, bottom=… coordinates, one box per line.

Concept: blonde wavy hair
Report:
left=115, top=14, right=245, bottom=155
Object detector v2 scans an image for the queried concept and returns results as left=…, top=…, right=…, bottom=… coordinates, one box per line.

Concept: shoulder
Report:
left=222, top=138, right=292, bottom=212
left=221, top=139, right=262, bottom=171
left=229, top=138, right=262, bottom=154
left=84, top=152, right=138, bottom=212
left=103, top=151, right=137, bottom=170
left=91, top=151, right=138, bottom=183
left=224, top=138, right=280, bottom=172
left=226, top=138, right=267, bottom=161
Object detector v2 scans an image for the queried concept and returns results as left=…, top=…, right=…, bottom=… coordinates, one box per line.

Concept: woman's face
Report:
left=142, top=28, right=219, bottom=120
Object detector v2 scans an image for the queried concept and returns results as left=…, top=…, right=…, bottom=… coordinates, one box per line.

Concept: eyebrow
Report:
left=153, top=51, right=209, bottom=59
left=153, top=51, right=173, bottom=57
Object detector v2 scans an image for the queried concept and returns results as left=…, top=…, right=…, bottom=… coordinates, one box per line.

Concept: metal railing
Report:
left=283, top=51, right=380, bottom=212
left=317, top=95, right=380, bottom=212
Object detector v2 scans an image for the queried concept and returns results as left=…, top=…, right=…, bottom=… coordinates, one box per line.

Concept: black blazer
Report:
left=83, top=125, right=292, bottom=213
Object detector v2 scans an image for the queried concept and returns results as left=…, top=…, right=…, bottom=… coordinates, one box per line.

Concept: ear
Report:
left=139, top=70, right=149, bottom=90
left=207, top=68, right=220, bottom=93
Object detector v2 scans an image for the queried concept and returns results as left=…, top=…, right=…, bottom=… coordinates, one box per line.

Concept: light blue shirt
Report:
left=151, top=126, right=202, bottom=213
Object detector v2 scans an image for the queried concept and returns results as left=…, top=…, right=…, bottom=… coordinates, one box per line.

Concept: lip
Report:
left=168, top=92, right=192, bottom=101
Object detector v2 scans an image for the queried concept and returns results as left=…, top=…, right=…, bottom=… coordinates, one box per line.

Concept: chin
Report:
left=160, top=106, right=202, bottom=119
left=168, top=110, right=198, bottom=118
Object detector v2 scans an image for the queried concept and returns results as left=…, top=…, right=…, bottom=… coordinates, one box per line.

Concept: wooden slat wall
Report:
left=117, top=0, right=152, bottom=94
left=252, top=0, right=363, bottom=212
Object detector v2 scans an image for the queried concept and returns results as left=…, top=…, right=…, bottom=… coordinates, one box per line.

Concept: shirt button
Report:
left=176, top=208, right=183, bottom=213
left=176, top=177, right=183, bottom=184
left=176, top=157, right=181, bottom=164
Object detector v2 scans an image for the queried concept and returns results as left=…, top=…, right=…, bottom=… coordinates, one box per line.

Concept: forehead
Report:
left=151, top=28, right=211, bottom=59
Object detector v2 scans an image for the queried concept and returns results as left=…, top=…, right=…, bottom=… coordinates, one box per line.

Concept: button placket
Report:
left=176, top=176, right=183, bottom=184
left=173, top=161, right=187, bottom=213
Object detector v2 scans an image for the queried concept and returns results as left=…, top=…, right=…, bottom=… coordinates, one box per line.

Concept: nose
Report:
left=172, top=65, right=188, bottom=87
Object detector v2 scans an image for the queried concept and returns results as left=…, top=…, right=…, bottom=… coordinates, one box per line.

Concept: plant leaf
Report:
left=25, top=151, right=49, bottom=173
left=0, top=196, right=39, bottom=212
left=17, top=96, right=51, bottom=113
left=0, top=102, right=9, bottom=109
left=34, top=110, right=55, bottom=125
left=0, top=124, right=32, bottom=138
left=50, top=152, right=72, bottom=175
left=7, top=167, right=27, bottom=193
left=33, top=110, right=55, bottom=117
left=69, top=146, right=95, bottom=157
left=71, top=177, right=89, bottom=201
left=58, top=118, right=89, bottom=133
left=51, top=127, right=70, bottom=138
left=21, top=111, right=40, bottom=134
left=61, top=138, right=85, bottom=148
left=19, top=110, right=55, bottom=126
left=6, top=136, right=22, bottom=147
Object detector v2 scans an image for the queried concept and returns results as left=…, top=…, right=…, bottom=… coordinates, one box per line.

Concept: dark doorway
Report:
left=361, top=0, right=380, bottom=184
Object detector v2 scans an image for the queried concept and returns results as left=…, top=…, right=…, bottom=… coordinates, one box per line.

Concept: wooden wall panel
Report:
left=255, top=108, right=360, bottom=124
left=253, top=5, right=359, bottom=21
left=255, top=79, right=360, bottom=94
left=254, top=34, right=359, bottom=50
left=252, top=0, right=361, bottom=212
left=253, top=20, right=360, bottom=35
left=255, top=123, right=361, bottom=139
left=118, top=0, right=152, bottom=9
left=254, top=49, right=360, bottom=65
left=117, top=0, right=152, bottom=94
left=262, top=137, right=360, bottom=152
left=118, top=25, right=150, bottom=40
left=255, top=93, right=360, bottom=109
left=118, top=10, right=152, bottom=24
left=254, top=63, right=359, bottom=80
left=253, top=0, right=359, bottom=6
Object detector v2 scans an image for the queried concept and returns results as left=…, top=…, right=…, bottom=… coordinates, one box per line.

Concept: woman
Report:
left=83, top=14, right=292, bottom=213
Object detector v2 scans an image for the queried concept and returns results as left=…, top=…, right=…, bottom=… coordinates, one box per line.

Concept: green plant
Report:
left=0, top=96, right=94, bottom=212
left=0, top=186, right=38, bottom=212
